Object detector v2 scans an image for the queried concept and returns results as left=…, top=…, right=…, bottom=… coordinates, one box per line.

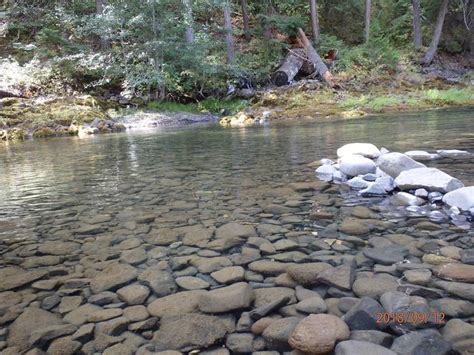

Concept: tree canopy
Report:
left=1, top=0, right=471, bottom=102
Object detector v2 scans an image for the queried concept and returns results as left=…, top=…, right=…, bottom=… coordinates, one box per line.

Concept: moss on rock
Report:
left=0, top=95, right=119, bottom=141
left=32, top=127, right=57, bottom=138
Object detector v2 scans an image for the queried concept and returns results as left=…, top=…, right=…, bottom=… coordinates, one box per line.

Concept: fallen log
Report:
left=271, top=48, right=306, bottom=87
left=297, top=28, right=338, bottom=88
left=0, top=89, right=24, bottom=99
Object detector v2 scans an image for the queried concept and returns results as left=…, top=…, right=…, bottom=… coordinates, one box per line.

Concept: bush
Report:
left=337, top=36, right=400, bottom=73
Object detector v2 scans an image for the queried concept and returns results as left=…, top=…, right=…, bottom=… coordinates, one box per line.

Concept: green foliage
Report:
left=236, top=41, right=284, bottom=84
left=339, top=87, right=474, bottom=112
left=337, top=37, right=400, bottom=73
left=258, top=14, right=305, bottom=36
left=423, top=88, right=474, bottom=105
left=2, top=0, right=471, bottom=104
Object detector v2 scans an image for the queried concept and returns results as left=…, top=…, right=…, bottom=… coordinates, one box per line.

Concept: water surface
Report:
left=1, top=109, right=473, bottom=231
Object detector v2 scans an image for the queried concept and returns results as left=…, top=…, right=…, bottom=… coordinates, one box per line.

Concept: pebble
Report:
left=435, top=263, right=474, bottom=282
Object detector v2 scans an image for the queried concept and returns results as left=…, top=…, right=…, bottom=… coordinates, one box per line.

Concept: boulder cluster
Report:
left=315, top=143, right=474, bottom=229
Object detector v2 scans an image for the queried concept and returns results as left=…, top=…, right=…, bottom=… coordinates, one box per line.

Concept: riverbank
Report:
left=0, top=96, right=219, bottom=141
left=1, top=75, right=473, bottom=141
left=220, top=78, right=474, bottom=126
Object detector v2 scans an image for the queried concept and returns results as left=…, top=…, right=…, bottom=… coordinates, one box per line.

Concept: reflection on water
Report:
left=0, top=108, right=473, bottom=234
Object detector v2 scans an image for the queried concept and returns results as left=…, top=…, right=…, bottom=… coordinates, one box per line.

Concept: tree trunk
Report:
left=264, top=0, right=276, bottom=40
left=412, top=0, right=422, bottom=48
left=241, top=0, right=250, bottom=40
left=309, top=0, right=320, bottom=45
left=59, top=0, right=68, bottom=40
left=423, top=0, right=450, bottom=64
left=182, top=0, right=194, bottom=44
left=470, top=26, right=474, bottom=65
left=463, top=0, right=473, bottom=65
left=365, top=0, right=371, bottom=43
left=223, top=0, right=235, bottom=64
left=96, top=0, right=109, bottom=50
left=297, top=28, right=337, bottom=88
left=272, top=49, right=306, bottom=86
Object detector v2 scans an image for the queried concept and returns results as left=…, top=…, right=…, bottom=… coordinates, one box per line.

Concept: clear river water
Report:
left=1, top=108, right=473, bottom=228
left=0, top=108, right=473, bottom=353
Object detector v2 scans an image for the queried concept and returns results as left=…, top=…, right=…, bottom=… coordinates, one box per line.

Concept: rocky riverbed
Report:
left=1, top=139, right=474, bottom=354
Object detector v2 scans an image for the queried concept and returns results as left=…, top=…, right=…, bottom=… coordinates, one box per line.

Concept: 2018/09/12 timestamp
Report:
left=376, top=312, right=446, bottom=324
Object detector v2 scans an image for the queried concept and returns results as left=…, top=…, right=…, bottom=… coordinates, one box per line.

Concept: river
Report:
left=0, top=108, right=473, bottom=353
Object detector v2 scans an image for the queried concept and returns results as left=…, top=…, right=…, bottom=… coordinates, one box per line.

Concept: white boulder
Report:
left=339, top=155, right=376, bottom=177
left=437, top=150, right=472, bottom=159
left=395, top=167, right=464, bottom=193
left=376, top=176, right=395, bottom=192
left=337, top=143, right=381, bottom=159
left=404, top=150, right=440, bottom=161
left=333, top=171, right=348, bottom=183
left=376, top=152, right=425, bottom=178
left=315, top=165, right=338, bottom=182
left=442, top=186, right=474, bottom=211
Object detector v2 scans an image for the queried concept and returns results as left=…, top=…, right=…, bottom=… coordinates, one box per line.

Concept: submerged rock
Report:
left=342, top=297, right=386, bottom=331
left=436, top=149, right=472, bottom=159
left=147, top=290, right=206, bottom=317
left=8, top=308, right=64, bottom=351
left=287, top=263, right=332, bottom=286
left=152, top=314, right=227, bottom=351
left=390, top=329, right=451, bottom=355
left=404, top=150, right=440, bottom=161
left=442, top=319, right=474, bottom=354
left=405, top=150, right=441, bottom=161
left=0, top=268, right=47, bottom=291
left=263, top=317, right=300, bottom=351
left=335, top=340, right=397, bottom=355
left=289, top=314, right=350, bottom=354
left=435, top=263, right=474, bottom=283
left=198, top=282, right=254, bottom=313
left=392, top=192, right=426, bottom=206
left=90, top=263, right=138, bottom=294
